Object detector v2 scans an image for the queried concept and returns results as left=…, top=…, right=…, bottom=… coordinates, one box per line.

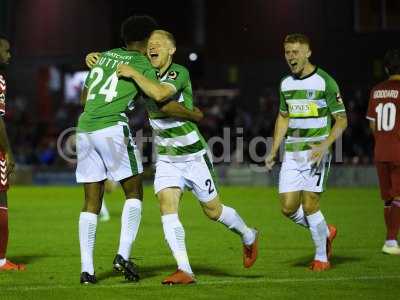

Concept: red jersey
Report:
left=0, top=74, right=6, bottom=116
left=367, top=79, right=400, bottom=162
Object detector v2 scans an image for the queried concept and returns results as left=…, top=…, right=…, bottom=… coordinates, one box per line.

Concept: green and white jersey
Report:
left=279, top=67, right=346, bottom=152
left=78, top=48, right=157, bottom=132
left=145, top=63, right=208, bottom=162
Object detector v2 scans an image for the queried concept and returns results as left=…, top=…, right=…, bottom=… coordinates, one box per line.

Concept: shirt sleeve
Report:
left=279, top=90, right=288, bottom=113
left=325, top=76, right=346, bottom=114
left=366, top=90, right=376, bottom=121
left=162, top=68, right=189, bottom=93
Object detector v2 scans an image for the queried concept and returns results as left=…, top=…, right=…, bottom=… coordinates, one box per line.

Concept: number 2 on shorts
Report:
left=205, top=179, right=215, bottom=194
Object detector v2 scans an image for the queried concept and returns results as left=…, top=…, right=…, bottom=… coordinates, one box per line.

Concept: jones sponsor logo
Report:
left=373, top=89, right=399, bottom=99
left=289, top=103, right=311, bottom=113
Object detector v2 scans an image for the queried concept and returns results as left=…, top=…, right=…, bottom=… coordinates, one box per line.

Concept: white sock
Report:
left=385, top=240, right=399, bottom=247
left=289, top=205, right=309, bottom=228
left=0, top=258, right=6, bottom=267
left=306, top=211, right=329, bottom=262
left=117, top=199, right=142, bottom=260
left=161, top=214, right=193, bottom=274
left=99, top=198, right=110, bottom=219
left=79, top=212, right=98, bottom=275
left=217, top=205, right=255, bottom=245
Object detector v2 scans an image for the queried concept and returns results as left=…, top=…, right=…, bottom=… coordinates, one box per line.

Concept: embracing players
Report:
left=367, top=49, right=400, bottom=255
left=265, top=34, right=348, bottom=271
left=77, top=16, right=202, bottom=284
left=87, top=29, right=258, bottom=284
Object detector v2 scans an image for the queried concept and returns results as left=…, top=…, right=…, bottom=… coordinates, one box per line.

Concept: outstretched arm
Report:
left=117, top=64, right=174, bottom=102
left=160, top=101, right=204, bottom=122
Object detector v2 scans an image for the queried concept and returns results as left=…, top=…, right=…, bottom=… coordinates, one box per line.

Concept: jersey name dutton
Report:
left=78, top=48, right=156, bottom=132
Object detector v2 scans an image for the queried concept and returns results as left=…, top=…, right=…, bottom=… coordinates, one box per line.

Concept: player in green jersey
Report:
left=265, top=34, right=348, bottom=271
left=80, top=20, right=203, bottom=285
left=77, top=15, right=161, bottom=285
left=89, top=30, right=259, bottom=284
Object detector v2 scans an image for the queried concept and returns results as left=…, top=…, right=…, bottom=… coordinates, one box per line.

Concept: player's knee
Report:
left=201, top=197, right=222, bottom=221
left=204, top=207, right=221, bottom=221
left=281, top=205, right=298, bottom=217
left=159, top=199, right=178, bottom=215
left=302, top=201, right=319, bottom=215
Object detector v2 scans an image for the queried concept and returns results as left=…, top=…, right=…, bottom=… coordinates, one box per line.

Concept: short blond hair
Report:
left=151, top=30, right=176, bottom=47
left=284, top=33, right=311, bottom=48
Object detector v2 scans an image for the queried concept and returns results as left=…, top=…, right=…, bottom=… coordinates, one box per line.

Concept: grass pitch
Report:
left=0, top=186, right=399, bottom=299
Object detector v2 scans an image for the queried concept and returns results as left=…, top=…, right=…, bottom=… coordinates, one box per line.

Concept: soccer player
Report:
left=78, top=17, right=202, bottom=285
left=113, top=30, right=258, bottom=284
left=367, top=49, right=400, bottom=255
left=265, top=34, right=347, bottom=271
left=76, top=15, right=160, bottom=284
left=0, top=34, right=25, bottom=271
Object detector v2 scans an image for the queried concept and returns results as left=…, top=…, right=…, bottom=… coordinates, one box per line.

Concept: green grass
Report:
left=0, top=186, right=399, bottom=299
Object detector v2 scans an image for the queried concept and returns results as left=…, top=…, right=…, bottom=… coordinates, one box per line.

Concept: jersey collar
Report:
left=158, top=62, right=174, bottom=79
left=292, top=66, right=318, bottom=80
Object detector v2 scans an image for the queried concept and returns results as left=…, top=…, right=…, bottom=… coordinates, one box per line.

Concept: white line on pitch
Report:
left=1, top=275, right=400, bottom=292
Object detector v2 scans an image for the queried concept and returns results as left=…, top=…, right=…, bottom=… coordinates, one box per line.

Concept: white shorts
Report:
left=154, top=154, right=218, bottom=203
left=76, top=124, right=143, bottom=183
left=279, top=150, right=331, bottom=193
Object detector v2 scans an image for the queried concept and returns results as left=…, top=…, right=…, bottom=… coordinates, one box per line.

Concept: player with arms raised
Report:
left=0, top=34, right=25, bottom=271
left=367, top=49, right=400, bottom=255
left=265, top=34, right=348, bottom=271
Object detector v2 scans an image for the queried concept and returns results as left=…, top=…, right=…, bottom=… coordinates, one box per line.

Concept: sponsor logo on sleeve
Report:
left=167, top=71, right=179, bottom=80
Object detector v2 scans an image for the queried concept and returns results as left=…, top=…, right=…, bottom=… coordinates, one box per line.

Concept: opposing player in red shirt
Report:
left=0, top=34, right=25, bottom=270
left=367, top=49, right=400, bottom=255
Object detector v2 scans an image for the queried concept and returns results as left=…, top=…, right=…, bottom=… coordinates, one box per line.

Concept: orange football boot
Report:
left=309, top=260, right=331, bottom=272
left=0, top=260, right=26, bottom=271
left=326, top=224, right=337, bottom=259
left=243, top=229, right=259, bottom=268
left=162, top=270, right=196, bottom=285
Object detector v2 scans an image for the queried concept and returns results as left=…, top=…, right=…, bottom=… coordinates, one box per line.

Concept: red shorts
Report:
left=0, top=152, right=8, bottom=192
left=375, top=161, right=400, bottom=201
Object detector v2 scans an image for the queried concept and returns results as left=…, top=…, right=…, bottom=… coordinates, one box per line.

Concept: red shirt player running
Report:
left=0, top=34, right=25, bottom=270
left=367, top=49, right=400, bottom=256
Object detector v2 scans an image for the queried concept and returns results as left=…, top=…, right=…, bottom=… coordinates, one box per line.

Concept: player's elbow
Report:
left=153, top=93, right=167, bottom=102
left=153, top=85, right=174, bottom=102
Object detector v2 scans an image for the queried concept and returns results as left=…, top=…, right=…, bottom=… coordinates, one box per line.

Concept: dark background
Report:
left=1, top=0, right=399, bottom=168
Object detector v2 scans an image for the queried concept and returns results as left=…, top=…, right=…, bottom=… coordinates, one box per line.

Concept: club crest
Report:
left=306, top=90, right=316, bottom=100
left=167, top=71, right=179, bottom=80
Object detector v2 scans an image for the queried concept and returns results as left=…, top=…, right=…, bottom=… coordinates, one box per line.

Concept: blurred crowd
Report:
left=5, top=85, right=374, bottom=168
